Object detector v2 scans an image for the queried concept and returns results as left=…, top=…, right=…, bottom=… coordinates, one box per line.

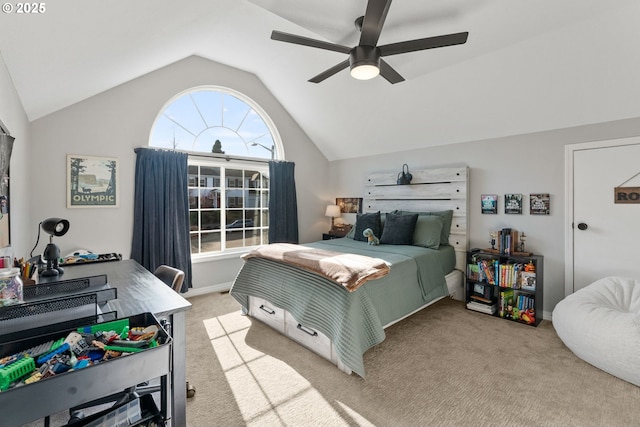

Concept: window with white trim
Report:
left=149, top=86, right=281, bottom=256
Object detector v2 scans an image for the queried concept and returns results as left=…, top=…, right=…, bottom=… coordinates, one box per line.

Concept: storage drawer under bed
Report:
left=248, top=296, right=285, bottom=333
left=284, top=311, right=332, bottom=361
left=247, top=296, right=334, bottom=363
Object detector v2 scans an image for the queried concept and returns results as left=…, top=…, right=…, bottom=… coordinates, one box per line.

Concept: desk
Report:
left=6, top=259, right=191, bottom=426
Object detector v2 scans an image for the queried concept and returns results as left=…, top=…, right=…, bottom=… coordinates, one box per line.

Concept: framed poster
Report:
left=504, top=193, right=523, bottom=214
left=530, top=193, right=550, bottom=215
left=481, top=194, right=498, bottom=214
left=336, top=197, right=362, bottom=214
left=67, top=155, right=119, bottom=208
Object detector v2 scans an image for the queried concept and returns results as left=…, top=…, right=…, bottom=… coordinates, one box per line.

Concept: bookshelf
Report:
left=465, top=250, right=544, bottom=327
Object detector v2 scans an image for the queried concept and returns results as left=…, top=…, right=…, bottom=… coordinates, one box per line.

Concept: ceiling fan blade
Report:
left=359, top=0, right=392, bottom=47
left=308, top=59, right=350, bottom=83
left=379, top=32, right=468, bottom=57
left=271, top=30, right=351, bottom=54
left=379, top=59, right=405, bottom=84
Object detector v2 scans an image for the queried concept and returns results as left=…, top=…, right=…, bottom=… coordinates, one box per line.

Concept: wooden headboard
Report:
left=362, top=167, right=469, bottom=272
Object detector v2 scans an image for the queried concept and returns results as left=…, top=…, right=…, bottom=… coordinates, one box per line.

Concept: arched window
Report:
left=149, top=87, right=282, bottom=257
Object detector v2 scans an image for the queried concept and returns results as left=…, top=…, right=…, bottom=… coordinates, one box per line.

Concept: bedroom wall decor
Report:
left=529, top=193, right=550, bottom=215
left=481, top=194, right=498, bottom=214
left=67, top=154, right=119, bottom=208
left=505, top=194, right=523, bottom=214
left=336, top=197, right=362, bottom=214
left=614, top=171, right=640, bottom=204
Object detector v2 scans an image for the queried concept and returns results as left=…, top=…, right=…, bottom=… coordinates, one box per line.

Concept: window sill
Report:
left=191, top=246, right=260, bottom=264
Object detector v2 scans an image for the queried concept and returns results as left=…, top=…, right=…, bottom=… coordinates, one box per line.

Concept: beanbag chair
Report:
left=552, top=276, right=640, bottom=386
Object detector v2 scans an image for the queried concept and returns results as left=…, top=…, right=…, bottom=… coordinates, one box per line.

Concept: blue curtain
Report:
left=268, top=161, right=299, bottom=243
left=131, top=148, right=192, bottom=291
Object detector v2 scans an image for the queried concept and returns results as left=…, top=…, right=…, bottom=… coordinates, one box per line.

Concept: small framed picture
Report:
left=504, top=194, right=523, bottom=214
left=520, top=272, right=537, bottom=291
left=336, top=197, right=362, bottom=214
left=67, top=155, right=119, bottom=208
left=530, top=193, right=550, bottom=215
left=481, top=194, right=498, bottom=214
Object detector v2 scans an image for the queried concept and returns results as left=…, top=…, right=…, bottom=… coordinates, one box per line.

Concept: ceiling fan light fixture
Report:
left=349, top=46, right=380, bottom=80
left=350, top=64, right=379, bottom=80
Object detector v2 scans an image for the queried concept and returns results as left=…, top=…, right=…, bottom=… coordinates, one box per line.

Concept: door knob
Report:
left=577, top=223, right=588, bottom=231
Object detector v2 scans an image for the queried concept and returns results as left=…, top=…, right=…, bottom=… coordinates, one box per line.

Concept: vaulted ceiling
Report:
left=1, top=0, right=639, bottom=160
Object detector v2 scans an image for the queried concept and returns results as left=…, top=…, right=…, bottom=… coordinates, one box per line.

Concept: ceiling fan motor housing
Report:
left=350, top=46, right=380, bottom=70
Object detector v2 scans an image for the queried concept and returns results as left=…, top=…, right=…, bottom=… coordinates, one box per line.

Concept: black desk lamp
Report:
left=38, top=218, right=70, bottom=277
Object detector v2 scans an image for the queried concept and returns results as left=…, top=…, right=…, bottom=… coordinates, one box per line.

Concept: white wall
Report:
left=28, top=56, right=330, bottom=292
left=0, top=52, right=30, bottom=258
left=328, top=117, right=640, bottom=316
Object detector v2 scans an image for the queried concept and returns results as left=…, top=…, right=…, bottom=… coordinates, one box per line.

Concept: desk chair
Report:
left=154, top=265, right=195, bottom=399
left=154, top=265, right=185, bottom=293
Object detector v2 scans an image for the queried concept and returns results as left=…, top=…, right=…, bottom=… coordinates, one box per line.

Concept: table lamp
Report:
left=325, top=204, right=341, bottom=232
left=40, top=218, right=70, bottom=277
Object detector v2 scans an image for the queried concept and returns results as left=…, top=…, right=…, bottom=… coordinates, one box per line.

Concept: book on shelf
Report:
left=515, top=294, right=536, bottom=324
left=467, top=264, right=480, bottom=281
left=485, top=228, right=530, bottom=256
left=466, top=300, right=497, bottom=314
left=478, top=259, right=496, bottom=285
left=499, top=288, right=515, bottom=319
left=470, top=294, right=492, bottom=304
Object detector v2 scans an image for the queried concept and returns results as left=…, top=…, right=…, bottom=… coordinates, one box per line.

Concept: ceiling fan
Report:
left=270, top=0, right=469, bottom=84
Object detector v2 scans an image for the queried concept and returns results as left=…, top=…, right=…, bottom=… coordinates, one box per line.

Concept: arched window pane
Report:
left=150, top=87, right=280, bottom=161
left=191, top=91, right=222, bottom=128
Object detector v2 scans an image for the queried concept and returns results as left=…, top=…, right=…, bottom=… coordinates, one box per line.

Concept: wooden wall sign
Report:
left=614, top=186, right=640, bottom=203
left=615, top=171, right=640, bottom=204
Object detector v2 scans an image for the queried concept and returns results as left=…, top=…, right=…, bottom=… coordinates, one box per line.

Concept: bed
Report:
left=230, top=167, right=468, bottom=377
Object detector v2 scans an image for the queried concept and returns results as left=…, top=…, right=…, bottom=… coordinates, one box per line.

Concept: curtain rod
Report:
left=133, top=147, right=270, bottom=164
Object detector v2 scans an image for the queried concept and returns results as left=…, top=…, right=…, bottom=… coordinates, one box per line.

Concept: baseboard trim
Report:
left=183, top=282, right=233, bottom=298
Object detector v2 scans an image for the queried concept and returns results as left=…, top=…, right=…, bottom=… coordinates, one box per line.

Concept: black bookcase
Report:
left=465, top=250, right=544, bottom=327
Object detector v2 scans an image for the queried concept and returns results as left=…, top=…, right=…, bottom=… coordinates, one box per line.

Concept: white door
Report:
left=568, top=138, right=640, bottom=293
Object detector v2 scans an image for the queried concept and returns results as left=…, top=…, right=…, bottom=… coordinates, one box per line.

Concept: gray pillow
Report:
left=353, top=211, right=382, bottom=242
left=347, top=212, right=386, bottom=239
left=397, top=210, right=453, bottom=246
left=412, top=215, right=444, bottom=249
left=380, top=213, right=418, bottom=245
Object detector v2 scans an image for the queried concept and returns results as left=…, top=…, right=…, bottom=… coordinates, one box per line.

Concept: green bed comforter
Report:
left=229, top=238, right=455, bottom=378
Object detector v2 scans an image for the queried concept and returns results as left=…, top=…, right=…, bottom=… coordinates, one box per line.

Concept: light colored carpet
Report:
left=186, top=292, right=640, bottom=427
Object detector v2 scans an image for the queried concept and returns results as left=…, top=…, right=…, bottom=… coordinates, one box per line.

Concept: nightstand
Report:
left=322, top=225, right=352, bottom=240
left=322, top=233, right=342, bottom=240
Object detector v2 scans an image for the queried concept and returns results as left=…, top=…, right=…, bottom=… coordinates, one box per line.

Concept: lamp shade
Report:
left=325, top=205, right=341, bottom=218
left=41, top=218, right=70, bottom=237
